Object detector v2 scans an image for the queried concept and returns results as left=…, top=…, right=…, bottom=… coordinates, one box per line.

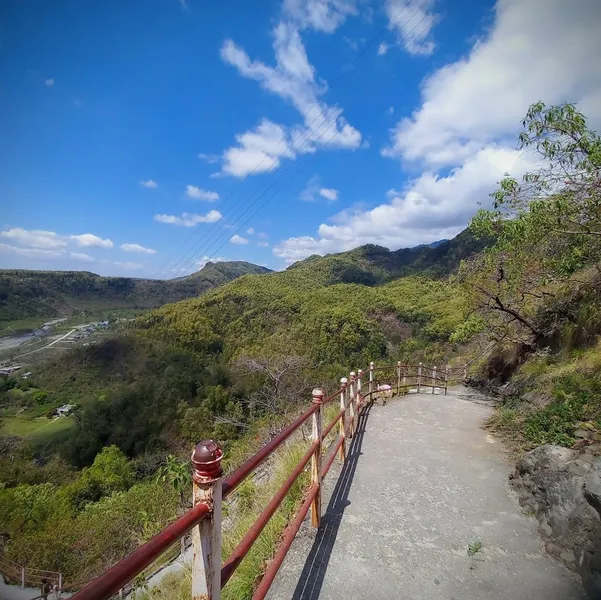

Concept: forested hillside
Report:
left=0, top=261, right=271, bottom=325
left=1, top=102, right=599, bottom=600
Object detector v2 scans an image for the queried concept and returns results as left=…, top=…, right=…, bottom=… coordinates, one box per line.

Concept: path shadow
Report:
left=290, top=401, right=373, bottom=600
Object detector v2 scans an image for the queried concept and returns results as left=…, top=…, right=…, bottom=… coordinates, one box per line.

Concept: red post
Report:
left=191, top=440, right=223, bottom=600
left=369, top=362, right=374, bottom=400
left=444, top=365, right=449, bottom=395
left=417, top=362, right=423, bottom=393
left=432, top=366, right=437, bottom=394
left=396, top=361, right=401, bottom=395
left=311, top=388, right=324, bottom=528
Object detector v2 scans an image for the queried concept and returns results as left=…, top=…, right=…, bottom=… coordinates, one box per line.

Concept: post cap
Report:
left=369, top=361, right=374, bottom=368
left=191, top=439, right=223, bottom=484
left=312, top=387, right=325, bottom=403
left=350, top=371, right=356, bottom=379
left=358, top=369, right=363, bottom=375
left=397, top=361, right=401, bottom=366
left=340, top=377, right=348, bottom=384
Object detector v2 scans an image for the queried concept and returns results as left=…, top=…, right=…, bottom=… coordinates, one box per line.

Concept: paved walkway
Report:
left=268, top=388, right=585, bottom=600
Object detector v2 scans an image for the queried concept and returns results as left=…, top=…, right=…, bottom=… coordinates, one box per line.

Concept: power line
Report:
left=169, top=11, right=434, bottom=278
left=151, top=0, right=431, bottom=279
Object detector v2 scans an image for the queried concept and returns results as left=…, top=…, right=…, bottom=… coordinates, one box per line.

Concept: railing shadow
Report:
left=290, top=401, right=373, bottom=600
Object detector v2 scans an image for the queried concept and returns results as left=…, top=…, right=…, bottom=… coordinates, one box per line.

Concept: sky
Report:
left=1, top=0, right=601, bottom=278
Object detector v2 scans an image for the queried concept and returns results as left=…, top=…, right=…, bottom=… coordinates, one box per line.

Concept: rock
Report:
left=576, top=429, right=594, bottom=440
left=511, top=445, right=601, bottom=599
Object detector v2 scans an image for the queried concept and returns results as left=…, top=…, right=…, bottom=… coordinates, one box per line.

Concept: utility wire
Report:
left=151, top=0, right=431, bottom=280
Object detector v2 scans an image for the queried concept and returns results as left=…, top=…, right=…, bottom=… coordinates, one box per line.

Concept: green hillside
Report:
left=0, top=261, right=271, bottom=326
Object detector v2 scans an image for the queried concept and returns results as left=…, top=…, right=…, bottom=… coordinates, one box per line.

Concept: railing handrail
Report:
left=70, top=360, right=468, bottom=600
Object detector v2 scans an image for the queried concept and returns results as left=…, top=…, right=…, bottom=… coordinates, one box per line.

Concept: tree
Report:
left=464, top=102, right=601, bottom=345
left=234, top=354, right=311, bottom=416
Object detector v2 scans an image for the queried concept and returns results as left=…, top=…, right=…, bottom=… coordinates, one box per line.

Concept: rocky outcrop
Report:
left=510, top=445, right=601, bottom=599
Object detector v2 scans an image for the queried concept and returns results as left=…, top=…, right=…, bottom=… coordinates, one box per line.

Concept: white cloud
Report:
left=140, top=179, right=158, bottom=189
left=388, top=106, right=394, bottom=115
left=70, top=233, right=114, bottom=248
left=0, top=228, right=67, bottom=249
left=198, top=153, right=221, bottom=164
left=258, top=241, right=270, bottom=248
left=319, top=187, right=339, bottom=201
left=282, top=0, right=358, bottom=33
left=246, top=227, right=255, bottom=235
left=384, top=0, right=438, bottom=56
left=186, top=185, right=219, bottom=201
left=154, top=210, right=223, bottom=227
left=383, top=0, right=601, bottom=167
left=45, top=78, right=54, bottom=87
left=230, top=234, right=249, bottom=245
left=121, top=243, right=157, bottom=255
left=377, top=42, right=389, bottom=56
left=218, top=20, right=361, bottom=176
left=274, top=146, right=534, bottom=263
left=0, top=243, right=93, bottom=263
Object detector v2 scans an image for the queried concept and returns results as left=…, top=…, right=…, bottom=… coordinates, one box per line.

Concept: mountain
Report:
left=0, top=261, right=271, bottom=325
left=286, top=228, right=489, bottom=286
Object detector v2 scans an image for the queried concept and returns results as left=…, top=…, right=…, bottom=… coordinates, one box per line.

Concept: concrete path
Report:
left=267, top=388, right=585, bottom=600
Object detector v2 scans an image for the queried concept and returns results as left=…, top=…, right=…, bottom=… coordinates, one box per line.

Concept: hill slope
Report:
left=287, top=228, right=489, bottom=286
left=0, top=261, right=271, bottom=325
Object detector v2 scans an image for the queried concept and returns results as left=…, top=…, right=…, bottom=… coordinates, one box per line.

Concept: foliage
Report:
left=0, top=261, right=271, bottom=326
left=464, top=102, right=601, bottom=347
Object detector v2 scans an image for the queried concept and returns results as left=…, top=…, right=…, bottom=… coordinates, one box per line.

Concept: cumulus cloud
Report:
left=282, top=0, right=358, bottom=33
left=121, top=243, right=157, bottom=254
left=319, top=187, right=339, bottom=201
left=274, top=147, right=534, bottom=263
left=186, top=185, right=219, bottom=201
left=70, top=234, right=114, bottom=248
left=218, top=20, right=361, bottom=176
left=230, top=234, right=249, bottom=245
left=0, top=243, right=94, bottom=263
left=384, top=0, right=439, bottom=56
left=1, top=228, right=67, bottom=249
left=140, top=179, right=158, bottom=188
left=383, top=0, right=601, bottom=167
left=154, top=211, right=223, bottom=227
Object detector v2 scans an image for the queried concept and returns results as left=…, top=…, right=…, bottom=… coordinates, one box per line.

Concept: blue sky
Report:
left=1, top=0, right=600, bottom=277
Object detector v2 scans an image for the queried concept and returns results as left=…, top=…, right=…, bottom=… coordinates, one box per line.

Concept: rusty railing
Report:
left=0, top=554, right=62, bottom=591
left=68, top=361, right=466, bottom=600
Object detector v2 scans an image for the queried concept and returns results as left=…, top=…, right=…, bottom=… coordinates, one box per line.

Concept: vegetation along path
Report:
left=267, top=388, right=585, bottom=600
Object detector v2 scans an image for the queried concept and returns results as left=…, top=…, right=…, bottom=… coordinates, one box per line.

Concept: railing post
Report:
left=357, top=369, right=363, bottom=404
left=463, top=363, right=468, bottom=380
left=444, top=365, right=449, bottom=395
left=339, top=378, right=347, bottom=460
left=311, top=388, right=324, bottom=528
left=20, top=566, right=25, bottom=588
left=396, top=361, right=401, bottom=395
left=349, top=371, right=356, bottom=437
left=432, top=366, right=437, bottom=394
left=402, top=365, right=407, bottom=395
left=191, top=440, right=223, bottom=600
left=369, top=362, right=374, bottom=400
left=417, top=362, right=423, bottom=393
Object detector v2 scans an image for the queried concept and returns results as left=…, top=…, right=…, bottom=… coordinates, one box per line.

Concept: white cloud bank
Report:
left=275, top=0, right=601, bottom=264
left=154, top=210, right=223, bottom=227
left=140, top=179, right=158, bottom=189
left=121, top=243, right=157, bottom=254
left=186, top=185, right=219, bottom=201
left=70, top=233, right=114, bottom=248
left=230, top=234, right=249, bottom=245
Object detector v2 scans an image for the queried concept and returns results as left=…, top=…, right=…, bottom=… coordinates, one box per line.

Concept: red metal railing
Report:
left=70, top=361, right=464, bottom=600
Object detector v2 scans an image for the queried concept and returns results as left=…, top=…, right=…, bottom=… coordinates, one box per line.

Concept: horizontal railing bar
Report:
left=70, top=502, right=211, bottom=600
left=320, top=435, right=345, bottom=480
left=324, top=386, right=344, bottom=404
left=252, top=484, right=319, bottom=600
left=221, top=439, right=319, bottom=587
left=223, top=402, right=319, bottom=499
left=321, top=408, right=345, bottom=440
